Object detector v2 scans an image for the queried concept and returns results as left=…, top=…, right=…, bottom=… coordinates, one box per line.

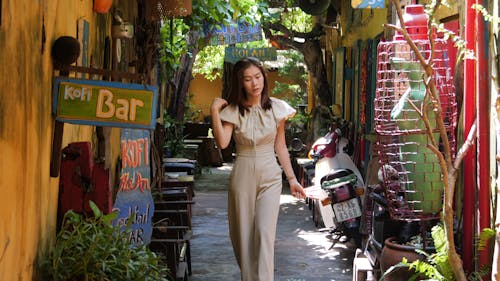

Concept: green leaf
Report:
left=478, top=228, right=495, bottom=250
left=89, top=200, right=102, bottom=218
left=102, top=211, right=118, bottom=225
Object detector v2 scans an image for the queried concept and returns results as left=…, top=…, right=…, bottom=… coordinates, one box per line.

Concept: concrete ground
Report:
left=188, top=163, right=356, bottom=281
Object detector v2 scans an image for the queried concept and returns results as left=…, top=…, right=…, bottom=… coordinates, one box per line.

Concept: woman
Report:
left=211, top=57, right=306, bottom=281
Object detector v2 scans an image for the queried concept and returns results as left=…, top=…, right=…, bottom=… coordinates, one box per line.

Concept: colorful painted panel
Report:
left=352, top=0, right=385, bottom=8
left=112, top=129, right=154, bottom=246
left=204, top=20, right=262, bottom=45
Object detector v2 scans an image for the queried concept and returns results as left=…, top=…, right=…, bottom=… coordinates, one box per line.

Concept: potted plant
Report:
left=381, top=224, right=494, bottom=281
left=38, top=201, right=169, bottom=281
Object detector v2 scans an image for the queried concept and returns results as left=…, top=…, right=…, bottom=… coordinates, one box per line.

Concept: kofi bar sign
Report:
left=53, top=77, right=158, bottom=129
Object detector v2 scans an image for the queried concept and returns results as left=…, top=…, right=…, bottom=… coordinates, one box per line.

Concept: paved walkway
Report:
left=189, top=164, right=355, bottom=281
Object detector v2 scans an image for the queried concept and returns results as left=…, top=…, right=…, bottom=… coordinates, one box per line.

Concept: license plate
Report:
left=332, top=198, right=362, bottom=222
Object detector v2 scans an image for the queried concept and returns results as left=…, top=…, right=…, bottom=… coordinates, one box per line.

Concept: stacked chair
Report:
left=150, top=158, right=196, bottom=281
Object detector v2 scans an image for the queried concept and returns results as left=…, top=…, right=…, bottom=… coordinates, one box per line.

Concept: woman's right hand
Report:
left=211, top=98, right=228, bottom=113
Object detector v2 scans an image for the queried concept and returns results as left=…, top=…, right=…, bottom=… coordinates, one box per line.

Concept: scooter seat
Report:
left=321, top=168, right=354, bottom=182
left=321, top=169, right=357, bottom=190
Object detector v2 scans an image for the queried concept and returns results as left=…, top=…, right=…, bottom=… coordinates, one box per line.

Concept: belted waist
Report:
left=235, top=144, right=275, bottom=157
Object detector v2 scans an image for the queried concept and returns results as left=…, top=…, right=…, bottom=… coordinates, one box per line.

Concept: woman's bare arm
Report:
left=275, top=120, right=306, bottom=199
left=211, top=98, right=233, bottom=149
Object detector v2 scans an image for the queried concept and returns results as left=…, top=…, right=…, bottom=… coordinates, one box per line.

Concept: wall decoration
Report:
left=112, top=129, right=154, bottom=246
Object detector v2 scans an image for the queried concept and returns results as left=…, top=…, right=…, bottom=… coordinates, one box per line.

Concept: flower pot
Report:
left=379, top=237, right=423, bottom=281
left=94, top=0, right=113, bottom=14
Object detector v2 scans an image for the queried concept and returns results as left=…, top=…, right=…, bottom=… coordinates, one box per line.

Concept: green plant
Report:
left=271, top=50, right=310, bottom=141
left=39, top=201, right=169, bottom=281
left=184, top=93, right=203, bottom=123
left=381, top=224, right=494, bottom=281
left=163, top=111, right=185, bottom=157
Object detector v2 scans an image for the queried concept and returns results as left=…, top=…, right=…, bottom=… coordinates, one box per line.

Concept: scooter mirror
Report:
left=290, top=138, right=304, bottom=152
left=334, top=128, right=342, bottom=136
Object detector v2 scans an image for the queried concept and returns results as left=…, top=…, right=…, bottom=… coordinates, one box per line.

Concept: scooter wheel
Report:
left=307, top=197, right=313, bottom=210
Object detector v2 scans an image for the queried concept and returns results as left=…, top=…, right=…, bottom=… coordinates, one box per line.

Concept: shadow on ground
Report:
left=190, top=164, right=355, bottom=281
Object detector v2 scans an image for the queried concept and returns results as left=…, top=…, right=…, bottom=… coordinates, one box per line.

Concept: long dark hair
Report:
left=227, top=57, right=272, bottom=115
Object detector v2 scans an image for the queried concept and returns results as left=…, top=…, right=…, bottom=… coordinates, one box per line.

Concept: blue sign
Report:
left=352, top=0, right=385, bottom=8
left=203, top=20, right=263, bottom=45
left=112, top=129, right=154, bottom=246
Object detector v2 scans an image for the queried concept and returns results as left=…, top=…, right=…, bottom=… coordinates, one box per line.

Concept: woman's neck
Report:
left=246, top=96, right=260, bottom=107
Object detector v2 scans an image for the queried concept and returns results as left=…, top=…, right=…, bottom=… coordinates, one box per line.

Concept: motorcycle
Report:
left=296, top=118, right=365, bottom=247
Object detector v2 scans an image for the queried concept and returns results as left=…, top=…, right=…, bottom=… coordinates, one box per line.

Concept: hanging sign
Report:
left=352, top=0, right=385, bottom=8
left=52, top=77, right=158, bottom=129
left=112, top=129, right=154, bottom=246
left=204, top=20, right=263, bottom=46
left=224, top=47, right=277, bottom=63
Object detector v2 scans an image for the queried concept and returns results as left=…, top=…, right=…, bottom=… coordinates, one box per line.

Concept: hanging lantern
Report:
left=94, top=0, right=113, bottom=14
left=160, top=0, right=192, bottom=18
left=374, top=5, right=457, bottom=221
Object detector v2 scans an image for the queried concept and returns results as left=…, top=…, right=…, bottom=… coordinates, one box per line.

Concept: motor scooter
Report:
left=301, top=118, right=365, bottom=247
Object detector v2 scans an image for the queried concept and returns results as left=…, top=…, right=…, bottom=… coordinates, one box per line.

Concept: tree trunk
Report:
left=168, top=31, right=200, bottom=120
left=301, top=39, right=332, bottom=106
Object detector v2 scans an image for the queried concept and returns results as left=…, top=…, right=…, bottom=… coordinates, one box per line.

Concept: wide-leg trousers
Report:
left=228, top=149, right=283, bottom=281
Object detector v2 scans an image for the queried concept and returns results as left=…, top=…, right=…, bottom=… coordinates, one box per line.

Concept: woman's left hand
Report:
left=289, top=178, right=306, bottom=199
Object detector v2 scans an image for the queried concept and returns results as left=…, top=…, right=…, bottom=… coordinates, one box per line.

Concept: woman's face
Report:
left=242, top=65, right=264, bottom=100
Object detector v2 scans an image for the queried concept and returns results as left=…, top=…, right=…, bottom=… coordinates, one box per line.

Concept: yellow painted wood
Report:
left=0, top=1, right=129, bottom=279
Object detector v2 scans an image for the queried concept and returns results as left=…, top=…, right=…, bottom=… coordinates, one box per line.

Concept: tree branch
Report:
left=454, top=120, right=477, bottom=170
left=261, top=21, right=325, bottom=40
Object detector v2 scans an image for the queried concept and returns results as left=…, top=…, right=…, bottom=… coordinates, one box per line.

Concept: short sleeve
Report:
left=219, top=104, right=240, bottom=126
left=271, top=97, right=296, bottom=123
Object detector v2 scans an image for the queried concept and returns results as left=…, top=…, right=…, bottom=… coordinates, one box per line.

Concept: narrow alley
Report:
left=188, top=164, right=355, bottom=281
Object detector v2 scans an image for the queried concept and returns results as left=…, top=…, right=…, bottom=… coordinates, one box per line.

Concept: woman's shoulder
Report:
left=219, top=104, right=240, bottom=125
left=270, top=97, right=284, bottom=103
left=270, top=97, right=296, bottom=121
left=221, top=103, right=238, bottom=113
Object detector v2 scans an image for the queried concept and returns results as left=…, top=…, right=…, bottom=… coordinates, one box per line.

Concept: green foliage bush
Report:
left=39, top=201, right=169, bottom=281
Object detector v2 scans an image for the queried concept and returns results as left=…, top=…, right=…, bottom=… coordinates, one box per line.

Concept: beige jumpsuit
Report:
left=219, top=98, right=296, bottom=281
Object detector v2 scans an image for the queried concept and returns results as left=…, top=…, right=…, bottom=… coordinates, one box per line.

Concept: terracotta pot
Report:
left=94, top=0, right=113, bottom=14
left=379, top=237, right=423, bottom=281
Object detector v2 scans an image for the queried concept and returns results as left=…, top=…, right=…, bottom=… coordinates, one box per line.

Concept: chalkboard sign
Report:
left=112, top=129, right=154, bottom=246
